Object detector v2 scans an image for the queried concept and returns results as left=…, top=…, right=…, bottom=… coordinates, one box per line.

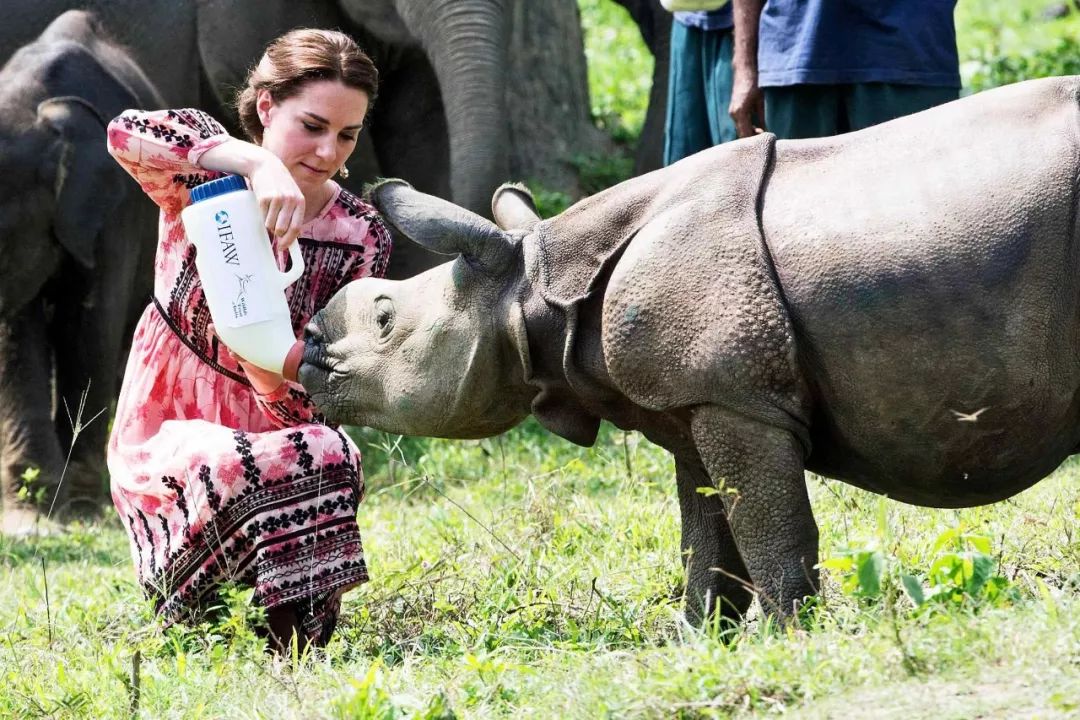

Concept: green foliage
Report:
left=523, top=185, right=573, bottom=219
left=955, top=0, right=1080, bottom=91
left=16, top=465, right=47, bottom=507
left=569, top=151, right=636, bottom=197
left=822, top=525, right=1019, bottom=613
left=578, top=0, right=653, bottom=141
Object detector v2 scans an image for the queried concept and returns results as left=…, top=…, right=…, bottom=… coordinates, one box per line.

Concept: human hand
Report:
left=729, top=67, right=766, bottom=139
left=248, top=153, right=305, bottom=252
left=208, top=323, right=285, bottom=395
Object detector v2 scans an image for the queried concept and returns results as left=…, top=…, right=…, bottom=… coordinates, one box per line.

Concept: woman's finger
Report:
left=278, top=199, right=305, bottom=250
left=264, top=196, right=284, bottom=237
left=274, top=196, right=297, bottom=240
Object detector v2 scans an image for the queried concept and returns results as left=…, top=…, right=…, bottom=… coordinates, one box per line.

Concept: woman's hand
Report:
left=248, top=154, right=306, bottom=251
left=198, top=139, right=305, bottom=251
left=208, top=324, right=286, bottom=395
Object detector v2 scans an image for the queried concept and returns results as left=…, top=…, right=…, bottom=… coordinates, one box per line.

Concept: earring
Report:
left=338, top=165, right=350, bottom=179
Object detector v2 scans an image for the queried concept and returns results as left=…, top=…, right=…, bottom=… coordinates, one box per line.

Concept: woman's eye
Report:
left=340, top=133, right=357, bottom=143
left=302, top=122, right=321, bottom=132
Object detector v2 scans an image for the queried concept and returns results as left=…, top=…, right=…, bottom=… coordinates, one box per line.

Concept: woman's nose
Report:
left=315, top=139, right=335, bottom=160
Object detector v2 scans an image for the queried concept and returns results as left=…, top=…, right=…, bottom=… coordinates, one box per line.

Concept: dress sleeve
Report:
left=106, top=108, right=232, bottom=215
left=252, top=383, right=326, bottom=430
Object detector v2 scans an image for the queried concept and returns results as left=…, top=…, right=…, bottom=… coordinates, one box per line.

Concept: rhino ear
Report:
left=492, top=182, right=541, bottom=231
left=367, top=179, right=516, bottom=275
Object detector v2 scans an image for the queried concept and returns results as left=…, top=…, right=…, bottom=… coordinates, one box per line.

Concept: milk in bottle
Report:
left=181, top=175, right=305, bottom=379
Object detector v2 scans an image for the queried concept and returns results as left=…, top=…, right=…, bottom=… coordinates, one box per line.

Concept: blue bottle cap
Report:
left=188, top=174, right=247, bottom=204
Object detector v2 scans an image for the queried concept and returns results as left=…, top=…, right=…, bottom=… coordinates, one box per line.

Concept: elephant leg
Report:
left=0, top=301, right=65, bottom=530
left=690, top=405, right=819, bottom=619
left=50, top=258, right=135, bottom=517
left=50, top=313, right=112, bottom=517
left=675, top=452, right=753, bottom=625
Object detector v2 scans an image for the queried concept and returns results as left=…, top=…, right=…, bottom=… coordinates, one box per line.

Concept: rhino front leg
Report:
left=690, top=405, right=819, bottom=619
left=675, top=453, right=754, bottom=625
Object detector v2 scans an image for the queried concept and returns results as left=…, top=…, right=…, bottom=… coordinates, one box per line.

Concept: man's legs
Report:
left=703, top=29, right=737, bottom=147
left=666, top=23, right=736, bottom=164
left=763, top=84, right=843, bottom=139
left=845, top=83, right=960, bottom=131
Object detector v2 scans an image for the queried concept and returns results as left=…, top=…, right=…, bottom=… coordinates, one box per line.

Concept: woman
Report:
left=106, top=29, right=390, bottom=652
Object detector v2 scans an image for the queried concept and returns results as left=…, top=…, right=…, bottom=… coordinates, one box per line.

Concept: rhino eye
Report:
left=374, top=297, right=395, bottom=337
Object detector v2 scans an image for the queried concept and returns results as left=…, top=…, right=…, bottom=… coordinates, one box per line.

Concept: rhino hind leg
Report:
left=690, top=405, right=819, bottom=619
left=675, top=454, right=754, bottom=625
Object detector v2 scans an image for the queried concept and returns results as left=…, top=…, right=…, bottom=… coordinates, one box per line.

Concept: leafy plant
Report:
left=821, top=525, right=1018, bottom=613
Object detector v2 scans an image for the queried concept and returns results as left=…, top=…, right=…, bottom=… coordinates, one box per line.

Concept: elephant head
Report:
left=299, top=180, right=537, bottom=436
left=0, top=11, right=160, bottom=316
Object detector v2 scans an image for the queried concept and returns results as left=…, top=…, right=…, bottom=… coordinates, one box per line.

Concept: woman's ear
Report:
left=256, top=89, right=273, bottom=127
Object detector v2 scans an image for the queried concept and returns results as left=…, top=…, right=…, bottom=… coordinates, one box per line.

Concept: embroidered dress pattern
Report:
left=106, top=108, right=391, bottom=642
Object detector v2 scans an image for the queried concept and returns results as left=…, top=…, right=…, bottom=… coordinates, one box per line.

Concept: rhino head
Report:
left=299, top=180, right=542, bottom=438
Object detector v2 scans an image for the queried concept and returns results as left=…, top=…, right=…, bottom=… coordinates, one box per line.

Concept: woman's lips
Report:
left=299, top=162, right=328, bottom=176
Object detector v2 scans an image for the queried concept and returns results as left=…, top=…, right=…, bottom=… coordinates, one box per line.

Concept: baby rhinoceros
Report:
left=300, top=76, right=1080, bottom=624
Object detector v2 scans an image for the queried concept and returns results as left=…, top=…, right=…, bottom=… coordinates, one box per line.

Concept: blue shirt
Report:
left=758, top=0, right=960, bottom=88
left=674, top=4, right=733, bottom=32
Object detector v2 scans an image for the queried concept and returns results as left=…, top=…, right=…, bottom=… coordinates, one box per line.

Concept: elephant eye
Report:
left=374, top=298, right=395, bottom=337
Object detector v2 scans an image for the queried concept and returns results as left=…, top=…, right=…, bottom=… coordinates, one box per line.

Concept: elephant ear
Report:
left=36, top=44, right=144, bottom=269
left=367, top=179, right=517, bottom=275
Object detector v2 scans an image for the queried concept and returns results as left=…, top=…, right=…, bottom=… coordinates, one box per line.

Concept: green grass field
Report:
left=5, top=1, right=1080, bottom=717
left=4, top=421, right=1080, bottom=717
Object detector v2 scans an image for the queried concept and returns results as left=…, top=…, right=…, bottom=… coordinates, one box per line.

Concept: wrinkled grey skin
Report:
left=302, top=76, right=1080, bottom=623
left=0, top=1, right=201, bottom=106
left=0, top=11, right=162, bottom=522
left=198, top=0, right=509, bottom=223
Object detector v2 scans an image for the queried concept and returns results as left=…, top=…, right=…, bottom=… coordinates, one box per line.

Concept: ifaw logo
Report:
left=214, top=211, right=240, bottom=266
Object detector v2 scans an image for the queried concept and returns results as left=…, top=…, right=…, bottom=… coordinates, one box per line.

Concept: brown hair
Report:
left=236, top=28, right=378, bottom=144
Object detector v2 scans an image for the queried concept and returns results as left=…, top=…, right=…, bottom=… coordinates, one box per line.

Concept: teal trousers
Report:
left=664, top=22, right=737, bottom=166
left=764, top=83, right=959, bottom=140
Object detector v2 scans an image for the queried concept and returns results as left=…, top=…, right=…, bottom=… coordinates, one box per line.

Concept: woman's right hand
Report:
left=248, top=153, right=306, bottom=250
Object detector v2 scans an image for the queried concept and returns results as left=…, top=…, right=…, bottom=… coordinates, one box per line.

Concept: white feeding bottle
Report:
left=181, top=174, right=306, bottom=380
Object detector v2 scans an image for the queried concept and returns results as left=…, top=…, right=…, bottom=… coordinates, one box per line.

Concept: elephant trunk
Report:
left=396, top=0, right=510, bottom=217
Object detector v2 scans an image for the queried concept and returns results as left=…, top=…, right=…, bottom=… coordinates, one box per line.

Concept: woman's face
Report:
left=257, top=79, right=369, bottom=196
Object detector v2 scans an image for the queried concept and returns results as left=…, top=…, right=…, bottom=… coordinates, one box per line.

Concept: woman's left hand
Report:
left=209, top=323, right=285, bottom=395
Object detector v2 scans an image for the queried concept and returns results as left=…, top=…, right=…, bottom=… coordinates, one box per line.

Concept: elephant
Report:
left=0, top=1, right=201, bottom=107
left=298, top=76, right=1080, bottom=624
left=0, top=10, right=163, bottom=532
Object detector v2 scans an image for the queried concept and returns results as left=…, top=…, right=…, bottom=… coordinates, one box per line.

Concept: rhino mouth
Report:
left=298, top=340, right=337, bottom=406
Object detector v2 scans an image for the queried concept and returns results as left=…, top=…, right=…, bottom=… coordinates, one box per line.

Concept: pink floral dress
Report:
left=105, top=108, right=391, bottom=643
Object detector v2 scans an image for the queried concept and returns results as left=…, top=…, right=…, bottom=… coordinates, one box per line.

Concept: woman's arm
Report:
left=198, top=140, right=306, bottom=250
left=107, top=108, right=305, bottom=246
left=107, top=108, right=231, bottom=214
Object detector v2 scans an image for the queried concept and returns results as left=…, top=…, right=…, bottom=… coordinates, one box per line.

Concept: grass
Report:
left=3, top=419, right=1080, bottom=717
left=5, top=2, right=1080, bottom=717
